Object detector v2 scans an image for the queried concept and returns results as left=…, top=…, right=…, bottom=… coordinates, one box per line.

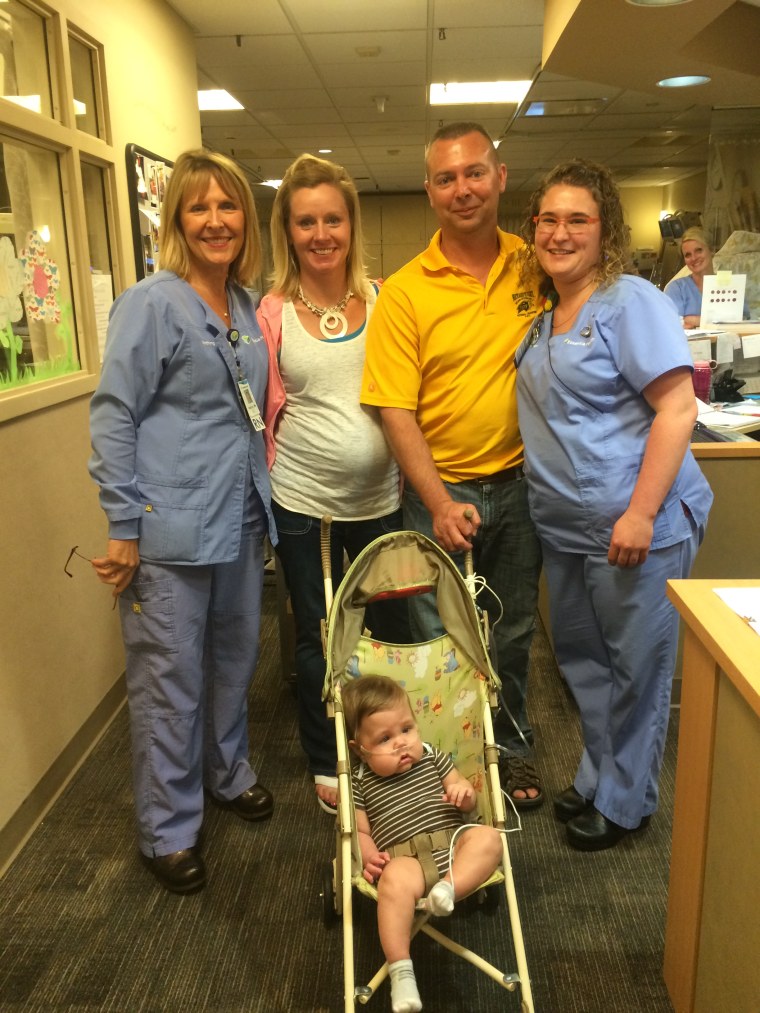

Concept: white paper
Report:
left=713, top=588, right=760, bottom=636
left=687, top=337, right=713, bottom=362
left=700, top=273, right=746, bottom=325
left=91, top=274, right=114, bottom=361
left=715, top=332, right=735, bottom=363
left=720, top=401, right=760, bottom=416
left=741, top=333, right=760, bottom=358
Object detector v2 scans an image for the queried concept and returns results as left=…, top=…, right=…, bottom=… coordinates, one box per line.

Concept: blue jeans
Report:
left=272, top=502, right=410, bottom=777
left=402, top=478, right=542, bottom=755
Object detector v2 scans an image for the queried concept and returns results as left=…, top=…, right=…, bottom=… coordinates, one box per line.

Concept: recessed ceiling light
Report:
left=319, top=148, right=332, bottom=154
left=198, top=89, right=243, bottom=111
left=626, top=0, right=693, bottom=6
left=657, top=75, right=710, bottom=88
left=260, top=179, right=282, bottom=189
left=430, top=80, right=531, bottom=106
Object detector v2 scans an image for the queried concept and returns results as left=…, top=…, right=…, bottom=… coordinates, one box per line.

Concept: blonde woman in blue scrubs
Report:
left=515, top=160, right=713, bottom=851
left=90, top=151, right=277, bottom=892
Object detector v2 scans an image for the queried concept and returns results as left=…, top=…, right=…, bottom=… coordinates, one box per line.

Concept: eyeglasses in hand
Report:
left=64, top=545, right=118, bottom=609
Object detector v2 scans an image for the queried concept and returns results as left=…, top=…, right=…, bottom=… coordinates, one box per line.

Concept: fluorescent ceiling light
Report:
left=198, top=89, right=243, bottom=111
left=430, top=81, right=531, bottom=106
left=261, top=179, right=282, bottom=189
left=319, top=148, right=332, bottom=154
left=626, top=0, right=693, bottom=6
left=525, top=98, right=607, bottom=117
left=3, top=94, right=41, bottom=113
left=657, top=75, right=710, bottom=88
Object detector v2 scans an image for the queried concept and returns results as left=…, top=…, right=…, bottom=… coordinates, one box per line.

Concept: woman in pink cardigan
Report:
left=257, top=154, right=409, bottom=814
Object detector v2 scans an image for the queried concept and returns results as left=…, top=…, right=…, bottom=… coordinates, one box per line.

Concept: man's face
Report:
left=424, top=131, right=506, bottom=239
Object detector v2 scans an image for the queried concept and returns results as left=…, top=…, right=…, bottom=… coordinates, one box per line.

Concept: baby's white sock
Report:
left=389, top=958, right=422, bottom=1013
left=425, top=879, right=455, bottom=916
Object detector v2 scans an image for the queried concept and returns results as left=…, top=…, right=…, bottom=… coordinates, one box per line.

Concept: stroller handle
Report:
left=321, top=514, right=334, bottom=615
left=463, top=509, right=475, bottom=595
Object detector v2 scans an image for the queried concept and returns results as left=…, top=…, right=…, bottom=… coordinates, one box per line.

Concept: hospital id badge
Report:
left=237, top=380, right=265, bottom=431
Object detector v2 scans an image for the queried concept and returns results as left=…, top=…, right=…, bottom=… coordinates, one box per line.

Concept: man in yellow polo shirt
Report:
left=361, top=122, right=543, bottom=808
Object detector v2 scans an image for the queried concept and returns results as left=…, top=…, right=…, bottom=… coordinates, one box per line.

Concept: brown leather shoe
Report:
left=141, top=848, right=205, bottom=893
left=214, top=783, right=274, bottom=822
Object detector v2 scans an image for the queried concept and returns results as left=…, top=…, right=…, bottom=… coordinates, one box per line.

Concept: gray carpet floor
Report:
left=0, top=585, right=675, bottom=1012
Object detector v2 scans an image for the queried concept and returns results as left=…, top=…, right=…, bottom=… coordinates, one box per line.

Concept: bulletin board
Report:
left=125, top=144, right=173, bottom=280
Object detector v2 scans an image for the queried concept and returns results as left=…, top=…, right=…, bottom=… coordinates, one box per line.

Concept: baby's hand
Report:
left=444, top=782, right=475, bottom=809
left=363, top=850, right=391, bottom=884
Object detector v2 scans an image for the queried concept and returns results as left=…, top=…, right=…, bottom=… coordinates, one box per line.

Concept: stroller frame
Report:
left=320, top=523, right=535, bottom=1012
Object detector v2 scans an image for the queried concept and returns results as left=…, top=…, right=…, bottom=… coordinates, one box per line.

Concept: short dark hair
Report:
left=342, top=676, right=413, bottom=742
left=518, top=158, right=631, bottom=293
left=425, top=121, right=499, bottom=176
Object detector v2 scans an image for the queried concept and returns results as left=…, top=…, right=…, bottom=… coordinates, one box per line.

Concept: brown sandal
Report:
left=499, top=756, right=544, bottom=810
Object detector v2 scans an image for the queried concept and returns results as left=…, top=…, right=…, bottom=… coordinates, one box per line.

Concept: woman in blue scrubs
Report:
left=515, top=160, right=713, bottom=851
left=664, top=227, right=714, bottom=328
left=89, top=151, right=278, bottom=891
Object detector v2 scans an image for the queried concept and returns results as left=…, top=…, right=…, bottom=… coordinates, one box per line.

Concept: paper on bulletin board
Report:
left=91, top=274, right=114, bottom=361
left=700, top=272, right=746, bottom=325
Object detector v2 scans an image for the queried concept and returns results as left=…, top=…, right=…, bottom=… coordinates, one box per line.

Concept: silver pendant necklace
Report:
left=298, top=284, right=353, bottom=338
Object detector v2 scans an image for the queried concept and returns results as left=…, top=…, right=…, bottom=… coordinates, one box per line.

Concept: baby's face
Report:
left=356, top=701, right=423, bottom=777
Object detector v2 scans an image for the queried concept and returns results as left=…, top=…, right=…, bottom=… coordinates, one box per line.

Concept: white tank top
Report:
left=270, top=293, right=400, bottom=521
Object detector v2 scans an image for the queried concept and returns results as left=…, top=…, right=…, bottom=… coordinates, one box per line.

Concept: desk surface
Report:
left=667, top=579, right=760, bottom=718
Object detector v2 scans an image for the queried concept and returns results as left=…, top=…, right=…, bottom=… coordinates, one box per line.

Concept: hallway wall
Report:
left=0, top=0, right=201, bottom=872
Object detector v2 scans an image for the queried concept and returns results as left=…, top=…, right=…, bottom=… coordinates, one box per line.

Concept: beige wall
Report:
left=0, top=0, right=200, bottom=870
left=355, top=172, right=708, bottom=278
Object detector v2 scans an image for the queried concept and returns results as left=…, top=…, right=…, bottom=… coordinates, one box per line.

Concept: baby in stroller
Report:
left=342, top=675, right=502, bottom=1013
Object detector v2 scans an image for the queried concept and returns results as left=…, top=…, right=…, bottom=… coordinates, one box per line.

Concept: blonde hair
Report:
left=269, top=153, right=372, bottom=301
left=679, top=227, right=711, bottom=253
left=342, top=676, right=413, bottom=742
left=159, top=149, right=261, bottom=287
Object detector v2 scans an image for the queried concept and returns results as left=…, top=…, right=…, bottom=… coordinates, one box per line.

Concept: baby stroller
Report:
left=319, top=522, right=534, bottom=1012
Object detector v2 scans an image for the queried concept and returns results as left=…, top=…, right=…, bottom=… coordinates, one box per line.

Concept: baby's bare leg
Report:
left=377, top=856, right=426, bottom=962
left=442, top=826, right=503, bottom=899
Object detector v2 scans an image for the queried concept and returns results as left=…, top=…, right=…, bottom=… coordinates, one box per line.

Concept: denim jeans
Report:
left=272, top=502, right=410, bottom=777
left=402, top=478, right=542, bottom=755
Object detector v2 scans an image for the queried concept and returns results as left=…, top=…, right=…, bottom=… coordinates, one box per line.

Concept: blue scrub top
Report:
left=515, top=275, right=713, bottom=554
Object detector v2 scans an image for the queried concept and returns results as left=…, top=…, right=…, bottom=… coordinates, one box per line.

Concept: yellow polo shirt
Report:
left=361, top=229, right=538, bottom=483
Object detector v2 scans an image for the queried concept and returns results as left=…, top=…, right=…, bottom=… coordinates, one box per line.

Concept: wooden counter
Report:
left=664, top=579, right=760, bottom=1013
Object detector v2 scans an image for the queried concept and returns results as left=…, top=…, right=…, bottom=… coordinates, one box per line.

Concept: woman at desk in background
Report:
left=515, top=159, right=714, bottom=851
left=664, top=227, right=715, bottom=329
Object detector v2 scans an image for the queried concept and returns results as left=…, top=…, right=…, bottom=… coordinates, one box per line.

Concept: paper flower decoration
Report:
left=0, top=236, right=24, bottom=329
left=21, top=230, right=60, bottom=323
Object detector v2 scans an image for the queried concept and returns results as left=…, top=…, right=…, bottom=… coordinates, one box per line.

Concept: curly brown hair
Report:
left=518, top=159, right=631, bottom=295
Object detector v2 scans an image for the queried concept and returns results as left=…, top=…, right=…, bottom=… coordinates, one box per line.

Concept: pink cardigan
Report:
left=257, top=293, right=288, bottom=470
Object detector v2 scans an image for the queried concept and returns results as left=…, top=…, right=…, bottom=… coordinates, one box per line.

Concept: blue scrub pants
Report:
left=272, top=502, right=410, bottom=778
left=119, top=523, right=266, bottom=857
left=402, top=477, right=542, bottom=756
left=542, top=517, right=703, bottom=829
